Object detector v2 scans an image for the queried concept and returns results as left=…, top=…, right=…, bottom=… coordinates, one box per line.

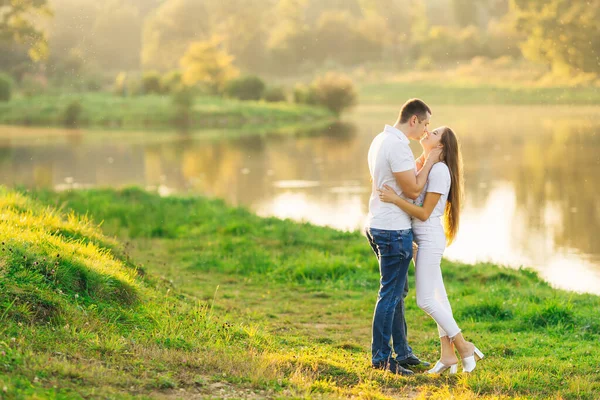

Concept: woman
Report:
left=378, top=126, right=483, bottom=374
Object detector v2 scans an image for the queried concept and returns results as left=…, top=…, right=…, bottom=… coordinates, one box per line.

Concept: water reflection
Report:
left=1, top=106, right=599, bottom=294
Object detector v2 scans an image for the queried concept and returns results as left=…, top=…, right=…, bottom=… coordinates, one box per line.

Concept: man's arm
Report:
left=393, top=148, right=442, bottom=200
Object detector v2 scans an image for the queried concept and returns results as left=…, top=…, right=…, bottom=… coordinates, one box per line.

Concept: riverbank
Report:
left=1, top=187, right=599, bottom=399
left=0, top=92, right=334, bottom=130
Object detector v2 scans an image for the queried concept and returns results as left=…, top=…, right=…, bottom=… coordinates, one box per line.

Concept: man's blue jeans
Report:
left=366, top=227, right=413, bottom=365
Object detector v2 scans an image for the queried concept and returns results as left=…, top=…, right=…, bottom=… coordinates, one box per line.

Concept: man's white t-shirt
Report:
left=413, top=162, right=451, bottom=227
left=366, top=125, right=415, bottom=230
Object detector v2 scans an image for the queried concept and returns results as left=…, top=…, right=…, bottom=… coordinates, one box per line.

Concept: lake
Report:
left=1, top=104, right=599, bottom=294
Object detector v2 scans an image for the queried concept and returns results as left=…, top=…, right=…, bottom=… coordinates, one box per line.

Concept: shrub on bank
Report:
left=309, top=72, right=357, bottom=116
left=293, top=84, right=317, bottom=105
left=141, top=71, right=163, bottom=95
left=161, top=71, right=183, bottom=94
left=225, top=75, right=265, bottom=100
left=263, top=86, right=287, bottom=102
left=61, top=100, right=83, bottom=127
left=0, top=73, right=14, bottom=102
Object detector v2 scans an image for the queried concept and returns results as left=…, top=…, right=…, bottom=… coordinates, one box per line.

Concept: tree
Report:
left=90, top=0, right=142, bottom=70
left=207, top=0, right=275, bottom=73
left=0, top=0, right=52, bottom=61
left=44, top=0, right=98, bottom=77
left=141, top=0, right=210, bottom=71
left=0, top=40, right=35, bottom=78
left=314, top=11, right=357, bottom=65
left=267, top=0, right=313, bottom=72
left=180, top=36, right=239, bottom=94
left=512, top=0, right=600, bottom=75
left=453, top=0, right=480, bottom=27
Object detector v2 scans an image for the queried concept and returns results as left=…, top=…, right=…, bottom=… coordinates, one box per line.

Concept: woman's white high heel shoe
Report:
left=461, top=346, right=484, bottom=373
left=427, top=360, right=458, bottom=375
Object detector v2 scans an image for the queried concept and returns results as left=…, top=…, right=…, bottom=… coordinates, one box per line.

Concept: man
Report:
left=365, top=98, right=441, bottom=375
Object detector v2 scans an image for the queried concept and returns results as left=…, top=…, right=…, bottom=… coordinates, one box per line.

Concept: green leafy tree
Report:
left=314, top=11, right=382, bottom=65
left=453, top=0, right=480, bottom=27
left=207, top=0, right=275, bottom=73
left=512, top=0, right=600, bottom=75
left=44, top=0, right=98, bottom=78
left=267, top=0, right=313, bottom=72
left=91, top=0, right=142, bottom=70
left=141, top=0, right=210, bottom=71
left=0, top=0, right=51, bottom=61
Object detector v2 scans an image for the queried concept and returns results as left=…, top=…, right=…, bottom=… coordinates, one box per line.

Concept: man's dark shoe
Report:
left=372, top=359, right=415, bottom=376
left=398, top=354, right=431, bottom=368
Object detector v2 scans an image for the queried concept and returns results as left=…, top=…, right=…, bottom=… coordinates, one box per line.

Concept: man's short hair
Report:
left=399, top=99, right=432, bottom=123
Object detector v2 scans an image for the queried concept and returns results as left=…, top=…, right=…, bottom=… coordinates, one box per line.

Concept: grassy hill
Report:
left=1, top=187, right=599, bottom=399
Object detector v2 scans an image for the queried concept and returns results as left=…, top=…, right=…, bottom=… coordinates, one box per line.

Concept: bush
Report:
left=293, top=84, right=317, bottom=105
left=161, top=71, right=183, bottom=94
left=83, top=74, right=104, bottom=92
left=310, top=73, right=357, bottom=116
left=62, top=100, right=83, bottom=127
left=0, top=73, right=14, bottom=102
left=263, top=86, right=287, bottom=102
left=224, top=75, right=265, bottom=100
left=141, top=71, right=163, bottom=95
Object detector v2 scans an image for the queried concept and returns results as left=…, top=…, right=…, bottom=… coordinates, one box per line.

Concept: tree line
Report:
left=0, top=0, right=598, bottom=81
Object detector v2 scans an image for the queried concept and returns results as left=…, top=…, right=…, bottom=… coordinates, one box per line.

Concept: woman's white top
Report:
left=413, top=162, right=451, bottom=228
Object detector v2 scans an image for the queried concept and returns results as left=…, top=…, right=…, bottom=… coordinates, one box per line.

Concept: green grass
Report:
left=359, top=82, right=600, bottom=106
left=1, top=187, right=599, bottom=399
left=0, top=92, right=334, bottom=130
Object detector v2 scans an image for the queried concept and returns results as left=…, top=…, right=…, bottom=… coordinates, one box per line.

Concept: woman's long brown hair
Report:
left=439, top=127, right=463, bottom=245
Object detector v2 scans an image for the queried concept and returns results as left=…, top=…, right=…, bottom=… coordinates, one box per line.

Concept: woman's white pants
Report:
left=413, top=220, right=461, bottom=338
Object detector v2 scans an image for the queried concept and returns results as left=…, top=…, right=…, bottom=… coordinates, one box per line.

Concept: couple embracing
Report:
left=365, top=99, right=484, bottom=375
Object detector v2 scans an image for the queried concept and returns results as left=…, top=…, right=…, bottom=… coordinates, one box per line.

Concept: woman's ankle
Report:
left=455, top=340, right=474, bottom=358
left=439, top=355, right=458, bottom=365
left=439, top=336, right=458, bottom=364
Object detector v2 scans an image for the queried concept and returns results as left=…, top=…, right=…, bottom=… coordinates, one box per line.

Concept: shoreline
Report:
left=0, top=92, right=334, bottom=131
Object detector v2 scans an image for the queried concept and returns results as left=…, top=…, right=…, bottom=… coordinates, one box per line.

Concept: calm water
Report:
left=1, top=105, right=599, bottom=294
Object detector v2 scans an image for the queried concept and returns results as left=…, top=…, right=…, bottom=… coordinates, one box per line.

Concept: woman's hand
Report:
left=378, top=184, right=401, bottom=204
